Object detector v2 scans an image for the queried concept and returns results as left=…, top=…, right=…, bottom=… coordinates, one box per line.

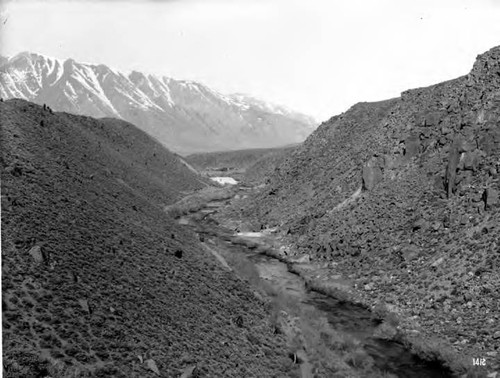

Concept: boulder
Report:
left=431, top=257, right=444, bottom=268
left=78, top=299, right=91, bottom=314
left=404, top=134, right=420, bottom=158
left=456, top=171, right=473, bottom=188
left=422, top=111, right=443, bottom=127
left=445, top=139, right=461, bottom=197
left=441, top=124, right=453, bottom=135
left=432, top=175, right=445, bottom=192
left=292, top=254, right=311, bottom=264
left=457, top=139, right=474, bottom=153
left=373, top=321, right=398, bottom=340
left=362, top=157, right=383, bottom=191
left=483, top=188, right=499, bottom=209
left=478, top=128, right=500, bottom=155
left=145, top=359, right=160, bottom=376
left=462, top=150, right=480, bottom=171
left=28, top=246, right=44, bottom=263
left=402, top=245, right=421, bottom=262
left=364, top=282, right=375, bottom=291
left=412, top=218, right=429, bottom=232
left=384, top=154, right=403, bottom=169
left=180, top=365, right=198, bottom=378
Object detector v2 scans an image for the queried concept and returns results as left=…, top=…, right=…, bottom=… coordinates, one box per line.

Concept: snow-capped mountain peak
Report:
left=0, top=52, right=317, bottom=154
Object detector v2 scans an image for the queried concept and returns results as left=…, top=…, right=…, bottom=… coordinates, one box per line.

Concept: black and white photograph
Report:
left=1, top=0, right=499, bottom=377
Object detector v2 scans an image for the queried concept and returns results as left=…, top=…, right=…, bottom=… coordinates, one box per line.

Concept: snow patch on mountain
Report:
left=0, top=52, right=317, bottom=154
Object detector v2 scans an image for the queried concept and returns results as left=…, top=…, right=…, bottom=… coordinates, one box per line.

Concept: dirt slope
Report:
left=243, top=46, right=500, bottom=367
left=1, top=99, right=291, bottom=377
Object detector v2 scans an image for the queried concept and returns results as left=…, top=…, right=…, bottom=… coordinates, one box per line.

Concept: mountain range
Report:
left=0, top=52, right=316, bottom=154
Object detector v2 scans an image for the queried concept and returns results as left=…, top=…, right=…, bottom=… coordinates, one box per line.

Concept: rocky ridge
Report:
left=241, top=46, right=500, bottom=370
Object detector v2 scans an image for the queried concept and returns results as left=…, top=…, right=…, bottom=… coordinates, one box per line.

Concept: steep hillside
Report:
left=1, top=99, right=292, bottom=377
left=0, top=52, right=316, bottom=154
left=243, top=46, right=500, bottom=365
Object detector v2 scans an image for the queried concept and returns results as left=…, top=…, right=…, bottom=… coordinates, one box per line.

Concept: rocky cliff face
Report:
left=0, top=52, right=316, bottom=154
left=245, top=46, right=500, bottom=362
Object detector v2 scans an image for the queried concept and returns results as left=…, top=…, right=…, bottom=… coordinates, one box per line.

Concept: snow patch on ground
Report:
left=236, top=227, right=276, bottom=238
left=236, top=231, right=263, bottom=238
left=210, top=177, right=238, bottom=185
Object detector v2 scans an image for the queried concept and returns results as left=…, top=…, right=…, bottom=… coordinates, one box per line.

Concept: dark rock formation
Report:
left=362, top=157, right=383, bottom=191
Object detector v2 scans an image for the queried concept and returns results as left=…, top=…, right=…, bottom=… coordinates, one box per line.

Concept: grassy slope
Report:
left=1, top=99, right=292, bottom=377
left=241, top=46, right=500, bottom=373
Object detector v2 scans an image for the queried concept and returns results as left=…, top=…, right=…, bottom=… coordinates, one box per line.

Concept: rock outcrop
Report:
left=362, top=156, right=383, bottom=191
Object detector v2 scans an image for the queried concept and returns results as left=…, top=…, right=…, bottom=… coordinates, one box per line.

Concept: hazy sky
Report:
left=1, top=0, right=499, bottom=121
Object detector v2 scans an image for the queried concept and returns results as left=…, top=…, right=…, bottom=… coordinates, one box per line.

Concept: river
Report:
left=177, top=192, right=454, bottom=378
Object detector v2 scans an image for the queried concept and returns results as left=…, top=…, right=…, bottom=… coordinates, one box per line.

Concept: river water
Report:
left=178, top=198, right=454, bottom=378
